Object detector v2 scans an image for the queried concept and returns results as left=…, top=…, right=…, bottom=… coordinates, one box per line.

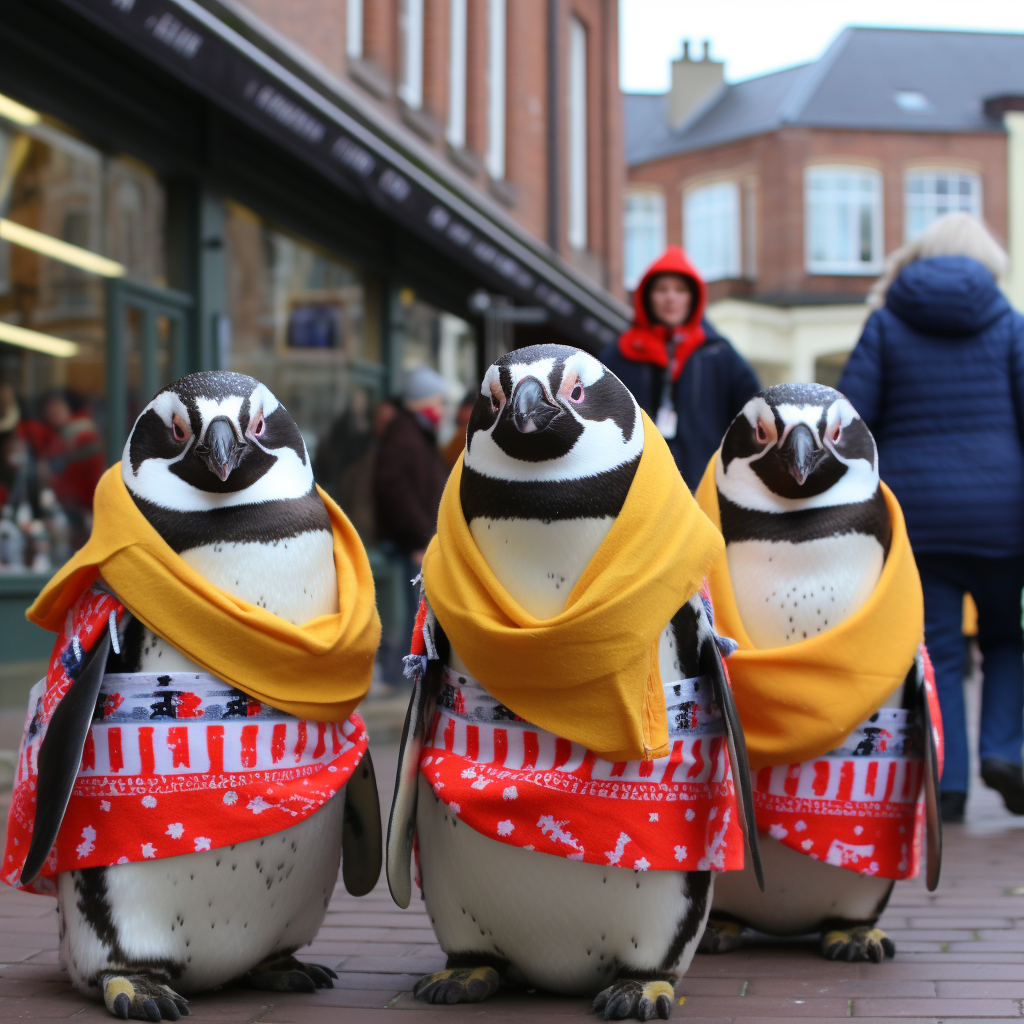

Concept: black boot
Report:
left=940, top=791, right=966, bottom=824
left=980, top=758, right=1024, bottom=815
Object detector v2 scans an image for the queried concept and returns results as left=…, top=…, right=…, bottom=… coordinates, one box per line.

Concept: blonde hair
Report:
left=867, top=212, right=1010, bottom=309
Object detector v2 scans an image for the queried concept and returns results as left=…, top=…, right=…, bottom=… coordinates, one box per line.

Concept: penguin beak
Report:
left=198, top=417, right=247, bottom=482
left=778, top=424, right=824, bottom=486
left=511, top=377, right=561, bottom=434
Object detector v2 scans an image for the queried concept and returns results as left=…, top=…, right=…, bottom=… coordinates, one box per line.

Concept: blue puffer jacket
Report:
left=837, top=255, right=1024, bottom=558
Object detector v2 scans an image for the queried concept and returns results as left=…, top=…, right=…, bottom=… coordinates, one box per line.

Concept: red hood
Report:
left=631, top=246, right=707, bottom=332
left=619, top=247, right=708, bottom=381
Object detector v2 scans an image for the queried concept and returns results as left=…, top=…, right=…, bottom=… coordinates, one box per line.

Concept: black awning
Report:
left=58, top=0, right=630, bottom=351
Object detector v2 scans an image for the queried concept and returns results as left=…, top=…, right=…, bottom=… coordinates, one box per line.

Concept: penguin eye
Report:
left=755, top=421, right=768, bottom=443
left=490, top=396, right=499, bottom=413
left=171, top=414, right=191, bottom=442
left=569, top=383, right=585, bottom=403
left=830, top=424, right=842, bottom=444
left=252, top=413, right=265, bottom=437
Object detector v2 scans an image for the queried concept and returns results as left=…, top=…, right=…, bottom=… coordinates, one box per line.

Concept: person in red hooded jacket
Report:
left=600, top=247, right=760, bottom=488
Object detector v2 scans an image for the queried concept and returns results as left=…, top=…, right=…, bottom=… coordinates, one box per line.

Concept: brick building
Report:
left=624, top=28, right=1024, bottom=384
left=236, top=0, right=625, bottom=296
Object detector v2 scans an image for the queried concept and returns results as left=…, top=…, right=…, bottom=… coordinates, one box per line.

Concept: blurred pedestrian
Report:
left=442, top=389, right=476, bottom=469
left=837, top=213, right=1024, bottom=824
left=600, top=246, right=759, bottom=489
left=373, top=367, right=449, bottom=683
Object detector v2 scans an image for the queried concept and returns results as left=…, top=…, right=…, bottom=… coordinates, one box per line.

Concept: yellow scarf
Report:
left=694, top=455, right=923, bottom=769
left=423, top=411, right=724, bottom=762
left=27, top=466, right=381, bottom=724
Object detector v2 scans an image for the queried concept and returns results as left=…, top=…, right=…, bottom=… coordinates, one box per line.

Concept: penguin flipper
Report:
left=386, top=621, right=446, bottom=909
left=703, top=636, right=764, bottom=892
left=341, top=748, right=383, bottom=896
left=21, top=629, right=111, bottom=885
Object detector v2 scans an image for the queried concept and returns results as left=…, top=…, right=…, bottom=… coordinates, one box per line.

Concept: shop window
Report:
left=805, top=166, right=882, bottom=274
left=446, top=0, right=468, bottom=150
left=0, top=99, right=166, bottom=574
left=623, top=190, right=665, bottom=290
left=224, top=201, right=383, bottom=539
left=904, top=169, right=981, bottom=241
left=684, top=181, right=740, bottom=282
left=485, top=0, right=506, bottom=181
left=567, top=16, right=587, bottom=250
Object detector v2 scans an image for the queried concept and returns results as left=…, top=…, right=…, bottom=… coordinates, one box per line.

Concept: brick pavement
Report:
left=3, top=685, right=1024, bottom=1022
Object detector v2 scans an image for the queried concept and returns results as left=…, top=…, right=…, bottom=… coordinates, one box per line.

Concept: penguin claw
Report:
left=244, top=955, right=337, bottom=992
left=101, top=974, right=189, bottom=1021
left=593, top=979, right=675, bottom=1020
left=821, top=925, right=896, bottom=963
left=696, top=917, right=745, bottom=954
left=412, top=966, right=500, bottom=1004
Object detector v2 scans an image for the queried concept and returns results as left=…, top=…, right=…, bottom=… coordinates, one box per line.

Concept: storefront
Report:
left=0, top=0, right=629, bottom=701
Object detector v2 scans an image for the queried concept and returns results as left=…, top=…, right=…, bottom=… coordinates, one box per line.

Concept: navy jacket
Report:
left=837, top=255, right=1024, bottom=559
left=601, top=322, right=761, bottom=489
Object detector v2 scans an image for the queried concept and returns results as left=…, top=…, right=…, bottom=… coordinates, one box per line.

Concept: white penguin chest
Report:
left=726, top=533, right=884, bottom=650
left=134, top=528, right=338, bottom=673
left=469, top=516, right=613, bottom=620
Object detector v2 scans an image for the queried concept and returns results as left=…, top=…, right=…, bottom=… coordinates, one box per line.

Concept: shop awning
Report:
left=57, top=0, right=631, bottom=351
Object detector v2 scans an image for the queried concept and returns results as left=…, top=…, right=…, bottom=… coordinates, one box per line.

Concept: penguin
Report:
left=20, top=372, right=381, bottom=1019
left=387, top=345, right=761, bottom=1021
left=698, top=382, right=940, bottom=962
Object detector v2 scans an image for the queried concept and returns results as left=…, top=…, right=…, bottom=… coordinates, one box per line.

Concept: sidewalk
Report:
left=3, top=681, right=1024, bottom=1021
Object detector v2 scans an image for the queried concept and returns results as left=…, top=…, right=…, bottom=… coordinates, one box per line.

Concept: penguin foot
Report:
left=412, top=966, right=500, bottom=1004
left=696, top=917, right=745, bottom=954
left=243, top=954, right=337, bottom=992
left=821, top=925, right=895, bottom=963
left=593, top=978, right=674, bottom=1021
left=100, top=972, right=189, bottom=1021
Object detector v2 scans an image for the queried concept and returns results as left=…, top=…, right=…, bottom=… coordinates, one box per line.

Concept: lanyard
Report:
left=656, top=332, right=680, bottom=439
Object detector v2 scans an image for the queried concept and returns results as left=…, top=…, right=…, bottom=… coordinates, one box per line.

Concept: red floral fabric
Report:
left=751, top=648, right=942, bottom=880
left=4, top=588, right=366, bottom=896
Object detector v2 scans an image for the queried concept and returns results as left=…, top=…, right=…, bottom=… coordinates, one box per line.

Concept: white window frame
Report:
left=567, top=16, right=588, bottom=250
left=904, top=168, right=982, bottom=242
left=623, top=190, right=666, bottom=290
left=446, top=0, right=468, bottom=149
left=398, top=0, right=424, bottom=110
left=485, top=0, right=506, bottom=180
left=683, top=180, right=741, bottom=282
left=346, top=0, right=363, bottom=60
left=805, top=165, right=883, bottom=275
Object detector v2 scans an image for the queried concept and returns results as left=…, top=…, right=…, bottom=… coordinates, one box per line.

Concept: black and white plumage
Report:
left=714, top=382, right=890, bottom=649
left=33, top=372, right=381, bottom=1020
left=702, top=383, right=936, bottom=962
left=387, top=346, right=758, bottom=1020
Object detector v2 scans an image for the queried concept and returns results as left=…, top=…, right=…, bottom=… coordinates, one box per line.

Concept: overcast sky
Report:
left=620, top=0, right=1024, bottom=92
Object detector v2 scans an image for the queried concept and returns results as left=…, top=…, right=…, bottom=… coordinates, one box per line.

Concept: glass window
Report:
left=346, top=0, right=363, bottom=60
left=684, top=181, right=740, bottom=282
left=398, top=0, right=425, bottom=110
left=805, top=166, right=882, bottom=274
left=446, top=0, right=468, bottom=149
left=904, top=169, right=981, bottom=241
left=567, top=16, right=587, bottom=250
left=0, top=98, right=166, bottom=572
left=485, top=0, right=506, bottom=180
left=623, top=191, right=665, bottom=290
left=224, top=201, right=384, bottom=539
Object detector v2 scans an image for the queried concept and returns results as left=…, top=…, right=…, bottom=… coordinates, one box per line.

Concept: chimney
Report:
left=668, top=39, right=724, bottom=130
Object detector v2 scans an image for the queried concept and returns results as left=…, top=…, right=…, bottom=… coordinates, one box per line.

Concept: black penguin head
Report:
left=717, top=382, right=879, bottom=511
left=122, top=371, right=312, bottom=513
left=461, top=345, right=642, bottom=522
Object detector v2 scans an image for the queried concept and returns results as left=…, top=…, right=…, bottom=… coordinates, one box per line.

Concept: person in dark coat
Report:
left=837, top=213, right=1024, bottom=824
left=373, top=366, right=450, bottom=683
left=600, top=246, right=760, bottom=489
